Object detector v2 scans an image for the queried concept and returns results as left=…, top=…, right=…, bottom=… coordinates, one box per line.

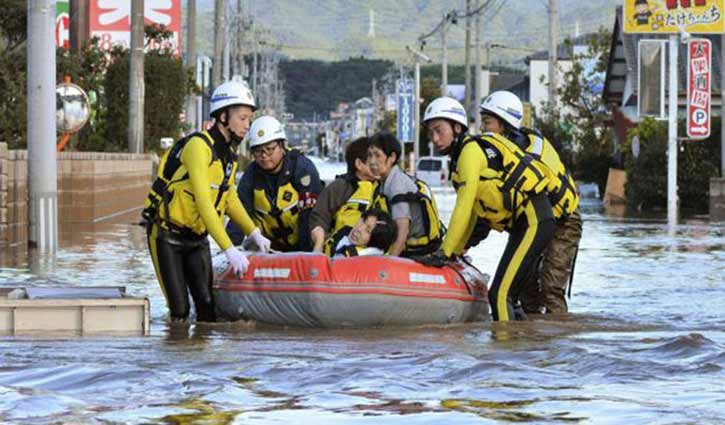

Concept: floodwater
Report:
left=1, top=195, right=724, bottom=424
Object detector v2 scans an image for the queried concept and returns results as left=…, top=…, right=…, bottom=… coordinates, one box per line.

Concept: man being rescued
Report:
left=226, top=116, right=322, bottom=252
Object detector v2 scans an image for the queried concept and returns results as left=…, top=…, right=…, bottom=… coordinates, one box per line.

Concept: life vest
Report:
left=142, top=131, right=237, bottom=237
left=372, top=172, right=444, bottom=256
left=451, top=133, right=549, bottom=231
left=323, top=176, right=379, bottom=256
left=249, top=149, right=303, bottom=251
left=514, top=128, right=579, bottom=218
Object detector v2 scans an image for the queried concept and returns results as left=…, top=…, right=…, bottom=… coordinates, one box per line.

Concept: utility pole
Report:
left=69, top=0, right=88, bottom=52
left=464, top=0, right=472, bottom=114
left=212, top=0, right=225, bottom=89
left=372, top=78, right=378, bottom=132
left=441, top=12, right=448, bottom=96
left=407, top=46, right=432, bottom=172
left=667, top=35, right=679, bottom=231
left=128, top=0, right=144, bottom=153
left=185, top=0, right=197, bottom=130
left=548, top=0, right=558, bottom=118
left=722, top=33, right=725, bottom=177
left=223, top=0, right=230, bottom=82
left=252, top=20, right=258, bottom=93
left=474, top=0, right=483, bottom=133
left=27, top=0, right=58, bottom=252
left=236, top=0, right=246, bottom=78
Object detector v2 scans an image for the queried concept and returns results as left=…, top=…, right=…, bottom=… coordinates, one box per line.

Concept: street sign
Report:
left=624, top=0, right=724, bottom=34
left=637, top=40, right=666, bottom=118
left=686, top=39, right=711, bottom=139
left=396, top=78, right=414, bottom=143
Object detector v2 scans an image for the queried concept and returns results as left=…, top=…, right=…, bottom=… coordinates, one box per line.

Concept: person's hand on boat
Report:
left=224, top=246, right=250, bottom=276
left=248, top=228, right=272, bottom=253
left=414, top=250, right=450, bottom=268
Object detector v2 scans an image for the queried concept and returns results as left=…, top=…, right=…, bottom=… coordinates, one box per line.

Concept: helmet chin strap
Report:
left=219, top=108, right=243, bottom=147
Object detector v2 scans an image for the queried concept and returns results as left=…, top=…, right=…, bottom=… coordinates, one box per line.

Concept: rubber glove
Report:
left=224, top=246, right=249, bottom=276
left=249, top=228, right=272, bottom=253
left=413, top=249, right=450, bottom=268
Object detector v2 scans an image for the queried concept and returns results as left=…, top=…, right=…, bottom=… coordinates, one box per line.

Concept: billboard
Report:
left=396, top=79, right=415, bottom=143
left=624, top=0, right=724, bottom=34
left=56, top=0, right=70, bottom=49
left=687, top=39, right=711, bottom=139
left=89, top=0, right=182, bottom=53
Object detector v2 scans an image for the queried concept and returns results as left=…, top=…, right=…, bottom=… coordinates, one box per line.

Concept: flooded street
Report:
left=1, top=197, right=724, bottom=424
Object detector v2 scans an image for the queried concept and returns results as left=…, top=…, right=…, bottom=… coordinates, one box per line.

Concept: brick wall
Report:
left=0, top=143, right=154, bottom=247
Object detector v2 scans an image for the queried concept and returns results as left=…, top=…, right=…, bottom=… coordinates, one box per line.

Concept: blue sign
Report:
left=396, top=79, right=414, bottom=143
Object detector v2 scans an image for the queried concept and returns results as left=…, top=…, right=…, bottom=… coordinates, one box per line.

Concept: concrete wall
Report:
left=711, top=177, right=725, bottom=222
left=0, top=143, right=153, bottom=248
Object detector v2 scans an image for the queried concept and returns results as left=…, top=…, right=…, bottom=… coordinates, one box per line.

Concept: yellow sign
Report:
left=624, top=0, right=724, bottom=34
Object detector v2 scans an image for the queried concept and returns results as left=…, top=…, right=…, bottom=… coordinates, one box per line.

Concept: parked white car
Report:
left=416, top=156, right=450, bottom=187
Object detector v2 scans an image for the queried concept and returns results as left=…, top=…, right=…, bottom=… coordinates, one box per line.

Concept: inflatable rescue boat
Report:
left=213, top=253, right=489, bottom=328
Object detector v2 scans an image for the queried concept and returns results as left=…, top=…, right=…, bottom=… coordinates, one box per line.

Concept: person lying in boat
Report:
left=226, top=116, right=322, bottom=252
left=310, top=136, right=380, bottom=256
left=332, top=209, right=397, bottom=257
left=366, top=132, right=445, bottom=257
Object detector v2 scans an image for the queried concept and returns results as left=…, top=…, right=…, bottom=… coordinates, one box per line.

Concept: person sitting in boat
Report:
left=333, top=209, right=397, bottom=257
left=366, top=132, right=445, bottom=257
left=226, top=116, right=322, bottom=252
left=310, top=137, right=380, bottom=255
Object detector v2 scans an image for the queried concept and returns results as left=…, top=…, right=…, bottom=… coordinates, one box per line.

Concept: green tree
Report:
left=104, top=25, right=191, bottom=152
left=0, top=0, right=27, bottom=149
left=533, top=28, right=614, bottom=194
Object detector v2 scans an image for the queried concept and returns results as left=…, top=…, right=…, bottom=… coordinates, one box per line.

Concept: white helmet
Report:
left=246, top=116, right=287, bottom=149
left=479, top=90, right=523, bottom=130
left=423, top=97, right=468, bottom=129
left=210, top=80, right=257, bottom=116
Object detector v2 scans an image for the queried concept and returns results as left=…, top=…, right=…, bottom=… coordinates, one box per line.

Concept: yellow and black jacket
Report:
left=441, top=132, right=550, bottom=257
left=231, top=149, right=321, bottom=251
left=512, top=128, right=579, bottom=219
left=372, top=172, right=444, bottom=256
left=323, top=175, right=379, bottom=256
left=142, top=128, right=255, bottom=250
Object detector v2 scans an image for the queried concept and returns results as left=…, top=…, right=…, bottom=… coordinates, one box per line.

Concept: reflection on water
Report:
left=1, top=208, right=724, bottom=424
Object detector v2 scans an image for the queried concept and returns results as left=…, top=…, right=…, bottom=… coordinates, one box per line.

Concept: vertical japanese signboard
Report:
left=89, top=0, right=182, bottom=54
left=397, top=79, right=414, bottom=143
left=687, top=39, right=712, bottom=139
left=624, top=0, right=724, bottom=34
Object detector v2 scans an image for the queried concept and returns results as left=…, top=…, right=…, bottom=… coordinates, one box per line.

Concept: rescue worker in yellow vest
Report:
left=367, top=132, right=445, bottom=257
left=226, top=116, right=322, bottom=252
left=419, top=97, right=555, bottom=322
left=143, top=80, right=270, bottom=322
left=479, top=91, right=582, bottom=314
left=309, top=137, right=380, bottom=255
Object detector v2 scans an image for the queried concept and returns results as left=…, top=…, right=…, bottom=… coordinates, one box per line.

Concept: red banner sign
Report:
left=687, top=39, right=711, bottom=139
left=89, top=0, right=181, bottom=54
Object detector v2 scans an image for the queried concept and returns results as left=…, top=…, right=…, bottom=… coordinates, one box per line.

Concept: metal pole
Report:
left=464, top=0, right=472, bottom=113
left=474, top=0, right=482, bottom=133
left=721, top=34, right=725, bottom=177
left=548, top=0, right=558, bottom=116
left=27, top=0, right=58, bottom=252
left=441, top=13, right=448, bottom=96
left=185, top=0, right=197, bottom=131
left=668, top=35, right=679, bottom=230
left=212, top=0, right=225, bottom=89
left=128, top=0, right=144, bottom=153
left=414, top=58, right=421, bottom=171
